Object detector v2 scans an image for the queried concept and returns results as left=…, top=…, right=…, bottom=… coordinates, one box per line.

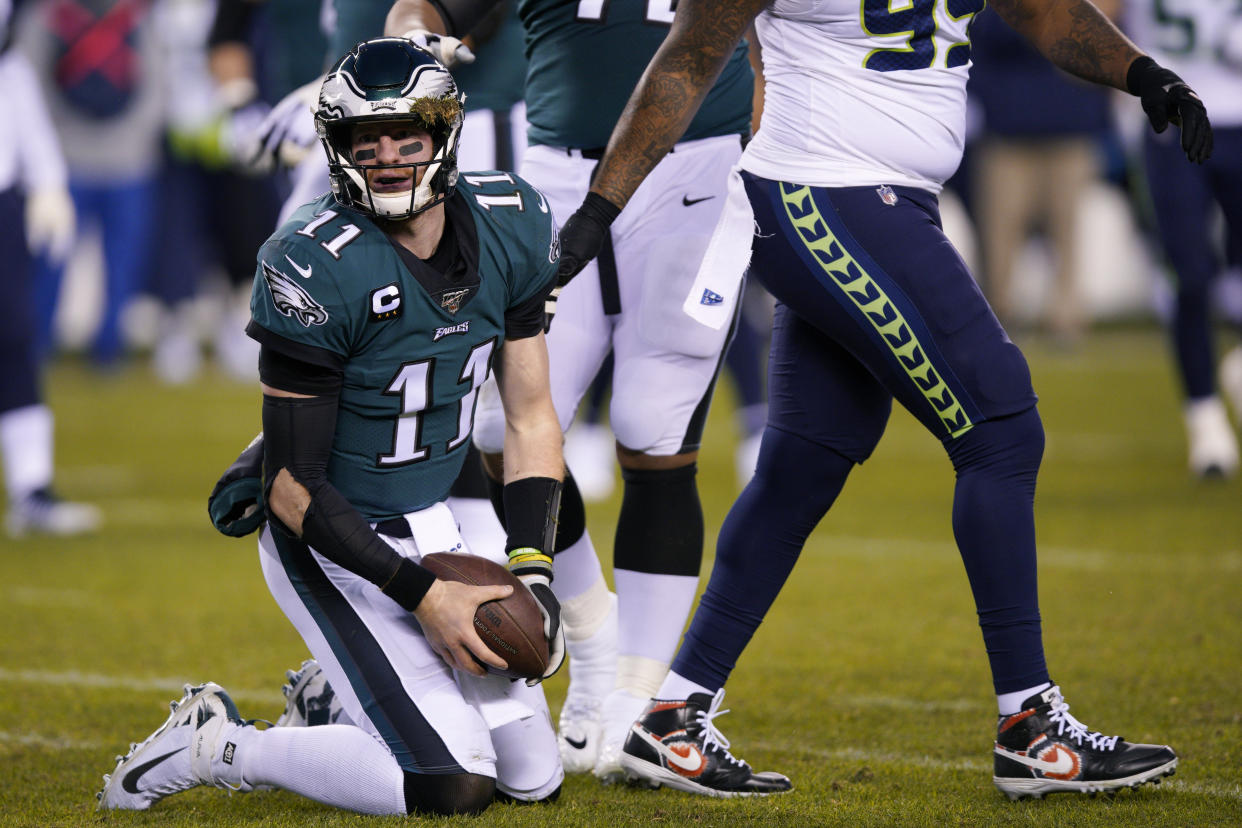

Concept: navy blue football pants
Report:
left=0, top=187, right=41, bottom=414
left=1144, top=126, right=1242, bottom=401
left=672, top=174, right=1050, bottom=695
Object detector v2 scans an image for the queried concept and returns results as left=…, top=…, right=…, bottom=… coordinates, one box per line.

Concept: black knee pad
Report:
left=553, top=472, right=586, bottom=553
left=946, top=406, right=1045, bottom=475
left=403, top=771, right=496, bottom=816
left=614, top=463, right=703, bottom=577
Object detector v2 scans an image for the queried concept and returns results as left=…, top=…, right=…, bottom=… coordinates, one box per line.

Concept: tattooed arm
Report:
left=988, top=0, right=1141, bottom=91
left=589, top=0, right=772, bottom=210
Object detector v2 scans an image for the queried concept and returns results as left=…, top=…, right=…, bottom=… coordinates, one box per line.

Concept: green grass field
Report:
left=2, top=328, right=1240, bottom=827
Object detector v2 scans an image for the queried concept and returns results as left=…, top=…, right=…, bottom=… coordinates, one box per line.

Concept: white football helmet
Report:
left=316, top=37, right=465, bottom=220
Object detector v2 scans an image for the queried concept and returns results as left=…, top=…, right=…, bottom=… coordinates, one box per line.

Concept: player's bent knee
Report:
left=403, top=771, right=496, bottom=816
left=947, top=406, right=1045, bottom=474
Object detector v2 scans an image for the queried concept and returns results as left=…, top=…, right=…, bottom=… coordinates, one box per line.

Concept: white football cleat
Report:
left=6, top=487, right=101, bottom=538
left=593, top=688, right=653, bottom=784
left=1184, top=396, right=1238, bottom=479
left=275, top=659, right=344, bottom=728
left=558, top=695, right=603, bottom=774
left=97, top=682, right=242, bottom=810
left=557, top=590, right=617, bottom=772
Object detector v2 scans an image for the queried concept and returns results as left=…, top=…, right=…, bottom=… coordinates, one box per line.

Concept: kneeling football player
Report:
left=98, top=38, right=567, bottom=816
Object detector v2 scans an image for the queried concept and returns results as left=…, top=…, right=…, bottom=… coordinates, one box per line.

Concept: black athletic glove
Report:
left=512, top=570, right=566, bottom=685
left=547, top=192, right=621, bottom=329
left=208, top=434, right=266, bottom=537
left=1127, top=56, right=1213, bottom=164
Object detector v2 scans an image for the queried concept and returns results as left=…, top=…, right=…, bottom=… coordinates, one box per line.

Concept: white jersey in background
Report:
left=744, top=0, right=984, bottom=192
left=1125, top=0, right=1242, bottom=126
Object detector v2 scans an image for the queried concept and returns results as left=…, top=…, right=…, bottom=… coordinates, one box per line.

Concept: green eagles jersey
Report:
left=517, top=0, right=753, bottom=148
left=453, top=7, right=527, bottom=113
left=249, top=174, right=558, bottom=521
left=329, top=0, right=388, bottom=71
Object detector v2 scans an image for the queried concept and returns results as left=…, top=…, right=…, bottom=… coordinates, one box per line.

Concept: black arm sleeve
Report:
left=502, top=476, right=562, bottom=554
left=505, top=271, right=557, bottom=340
left=262, top=384, right=434, bottom=612
left=426, top=0, right=505, bottom=39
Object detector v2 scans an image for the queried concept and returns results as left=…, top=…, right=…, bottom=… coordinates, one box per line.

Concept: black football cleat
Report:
left=619, top=689, right=793, bottom=797
left=993, top=685, right=1177, bottom=800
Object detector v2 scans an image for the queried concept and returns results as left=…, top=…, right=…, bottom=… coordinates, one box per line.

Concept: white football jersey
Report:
left=1125, top=0, right=1242, bottom=126
left=743, top=0, right=985, bottom=192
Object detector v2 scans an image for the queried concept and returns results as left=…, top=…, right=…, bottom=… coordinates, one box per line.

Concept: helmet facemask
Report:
left=316, top=39, right=466, bottom=220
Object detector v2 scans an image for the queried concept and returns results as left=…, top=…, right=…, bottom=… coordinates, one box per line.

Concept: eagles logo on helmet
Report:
left=316, top=38, right=466, bottom=220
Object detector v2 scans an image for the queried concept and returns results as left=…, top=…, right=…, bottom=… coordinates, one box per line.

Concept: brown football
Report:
left=420, top=552, right=549, bottom=680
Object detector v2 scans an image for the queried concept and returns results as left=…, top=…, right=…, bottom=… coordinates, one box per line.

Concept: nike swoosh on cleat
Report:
left=682, top=195, right=715, bottom=207
left=285, top=255, right=312, bottom=278
left=121, top=747, right=188, bottom=794
left=631, top=725, right=706, bottom=774
left=564, top=736, right=588, bottom=750
left=995, top=745, right=1076, bottom=776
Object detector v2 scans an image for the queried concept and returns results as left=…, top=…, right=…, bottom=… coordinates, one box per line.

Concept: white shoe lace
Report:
left=692, top=689, right=746, bottom=768
left=1045, top=687, right=1120, bottom=751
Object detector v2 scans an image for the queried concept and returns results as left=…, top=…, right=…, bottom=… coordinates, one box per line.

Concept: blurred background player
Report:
left=385, top=0, right=756, bottom=783
left=139, top=0, right=306, bottom=384
left=16, top=0, right=164, bottom=368
left=0, top=0, right=101, bottom=537
left=145, top=0, right=286, bottom=384
left=1127, top=0, right=1242, bottom=478
left=968, top=1, right=1119, bottom=347
left=554, top=0, right=1204, bottom=799
left=100, top=39, right=565, bottom=816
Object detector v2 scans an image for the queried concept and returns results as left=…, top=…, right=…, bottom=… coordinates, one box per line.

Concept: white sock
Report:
left=656, top=671, right=712, bottom=701
left=560, top=576, right=614, bottom=639
left=997, top=682, right=1053, bottom=716
left=231, top=724, right=407, bottom=815
left=550, top=531, right=605, bottom=603
left=615, top=654, right=667, bottom=700
left=562, top=585, right=617, bottom=702
left=0, top=404, right=53, bottom=501
left=613, top=568, right=698, bottom=665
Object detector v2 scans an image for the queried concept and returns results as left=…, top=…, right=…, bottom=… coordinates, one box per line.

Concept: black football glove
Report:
left=208, top=433, right=266, bottom=537
left=547, top=192, right=621, bottom=329
left=519, top=574, right=566, bottom=686
left=1127, top=56, right=1213, bottom=164
left=507, top=549, right=566, bottom=686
